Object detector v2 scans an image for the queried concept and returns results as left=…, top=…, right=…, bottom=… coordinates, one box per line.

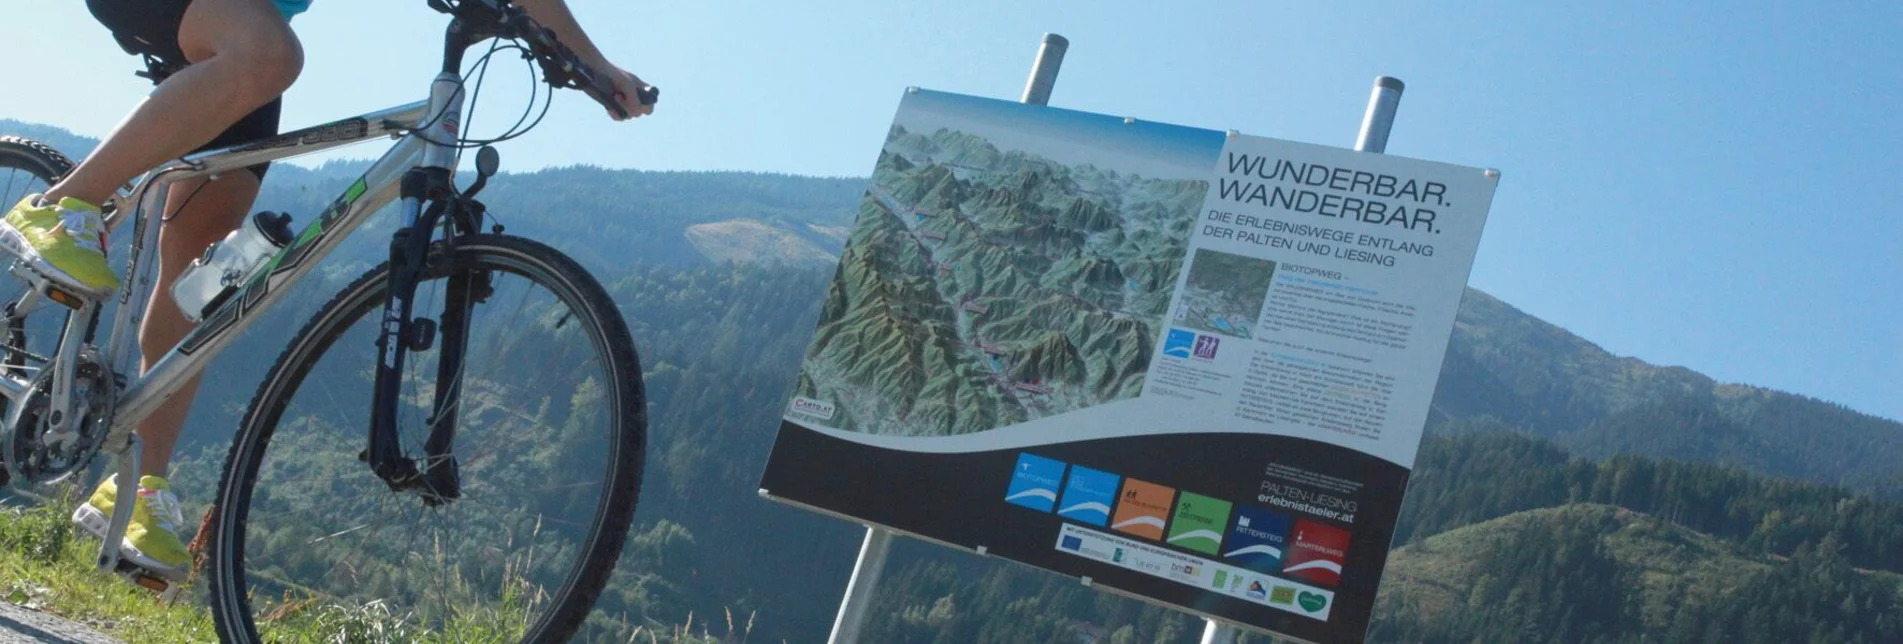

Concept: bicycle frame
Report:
left=0, top=68, right=473, bottom=573
left=100, top=91, right=454, bottom=437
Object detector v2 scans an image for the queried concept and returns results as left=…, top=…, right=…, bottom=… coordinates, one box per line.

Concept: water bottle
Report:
left=171, top=212, right=294, bottom=322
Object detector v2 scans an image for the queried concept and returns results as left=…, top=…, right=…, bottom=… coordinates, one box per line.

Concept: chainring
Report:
left=3, top=355, right=112, bottom=485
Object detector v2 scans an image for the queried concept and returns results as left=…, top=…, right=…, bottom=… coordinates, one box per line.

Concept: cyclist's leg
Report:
left=136, top=171, right=263, bottom=477
left=46, top=0, right=301, bottom=207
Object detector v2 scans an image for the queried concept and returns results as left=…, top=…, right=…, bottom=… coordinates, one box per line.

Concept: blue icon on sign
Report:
left=1061, top=535, right=1083, bottom=551
left=1057, top=465, right=1121, bottom=526
left=1223, top=506, right=1293, bottom=573
left=1004, top=453, right=1066, bottom=512
left=1163, top=329, right=1196, bottom=359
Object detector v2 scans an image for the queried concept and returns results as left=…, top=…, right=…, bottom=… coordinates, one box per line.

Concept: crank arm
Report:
left=95, top=434, right=142, bottom=574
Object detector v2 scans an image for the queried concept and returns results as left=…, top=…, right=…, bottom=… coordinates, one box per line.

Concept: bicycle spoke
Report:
left=216, top=238, right=642, bottom=643
left=3, top=168, right=24, bottom=204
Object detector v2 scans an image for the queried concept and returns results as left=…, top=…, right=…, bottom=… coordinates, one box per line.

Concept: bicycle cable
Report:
left=408, top=36, right=555, bottom=151
left=159, top=178, right=213, bottom=223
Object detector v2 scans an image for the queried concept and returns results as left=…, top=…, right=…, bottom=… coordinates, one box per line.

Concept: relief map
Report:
left=792, top=91, right=1223, bottom=436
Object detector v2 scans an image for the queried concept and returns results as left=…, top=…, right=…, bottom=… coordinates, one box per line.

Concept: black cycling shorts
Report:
left=85, top=0, right=284, bottom=179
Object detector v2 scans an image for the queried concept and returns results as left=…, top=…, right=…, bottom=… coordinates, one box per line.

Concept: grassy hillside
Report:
left=1, top=501, right=621, bottom=644
left=1372, top=503, right=1903, bottom=643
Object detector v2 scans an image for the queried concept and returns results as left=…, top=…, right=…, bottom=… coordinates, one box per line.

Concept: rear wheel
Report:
left=0, top=137, right=90, bottom=487
left=206, top=235, right=647, bottom=643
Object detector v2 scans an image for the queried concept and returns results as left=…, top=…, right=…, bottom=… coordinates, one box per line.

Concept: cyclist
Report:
left=3, top=0, right=654, bottom=585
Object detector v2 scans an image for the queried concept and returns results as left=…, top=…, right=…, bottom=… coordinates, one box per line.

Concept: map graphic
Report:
left=792, top=90, right=1223, bottom=435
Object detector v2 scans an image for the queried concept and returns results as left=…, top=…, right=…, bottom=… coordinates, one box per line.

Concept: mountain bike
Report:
left=0, top=1, right=653, bottom=641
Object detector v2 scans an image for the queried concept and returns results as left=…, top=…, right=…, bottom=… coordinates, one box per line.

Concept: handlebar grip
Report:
left=581, top=70, right=629, bottom=119
left=635, top=85, right=660, bottom=107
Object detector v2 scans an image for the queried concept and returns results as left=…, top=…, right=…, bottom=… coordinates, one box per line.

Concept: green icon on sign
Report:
left=1165, top=491, right=1233, bottom=555
left=1298, top=591, right=1327, bottom=613
left=1213, top=570, right=1228, bottom=588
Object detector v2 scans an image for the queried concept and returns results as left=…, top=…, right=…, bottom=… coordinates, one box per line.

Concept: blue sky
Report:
left=1, top=1, right=1897, bottom=422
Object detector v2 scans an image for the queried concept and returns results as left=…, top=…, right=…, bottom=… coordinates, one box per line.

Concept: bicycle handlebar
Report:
left=434, top=0, right=658, bottom=120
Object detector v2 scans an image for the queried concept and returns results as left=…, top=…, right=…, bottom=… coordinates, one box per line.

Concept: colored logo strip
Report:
left=1054, top=523, right=1334, bottom=621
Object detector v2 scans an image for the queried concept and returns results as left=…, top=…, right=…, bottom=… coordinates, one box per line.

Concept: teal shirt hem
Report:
left=274, top=0, right=312, bottom=19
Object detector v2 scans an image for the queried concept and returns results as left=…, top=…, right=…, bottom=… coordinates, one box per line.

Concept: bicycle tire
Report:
left=206, top=234, right=647, bottom=643
left=0, top=136, right=81, bottom=487
left=0, top=136, right=72, bottom=384
left=0, top=137, right=75, bottom=189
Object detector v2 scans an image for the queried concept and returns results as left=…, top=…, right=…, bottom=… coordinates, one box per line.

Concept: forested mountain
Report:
left=1437, top=291, right=1903, bottom=494
left=3, top=121, right=1898, bottom=642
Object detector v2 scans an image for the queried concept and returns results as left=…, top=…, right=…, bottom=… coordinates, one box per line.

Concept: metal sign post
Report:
left=826, top=526, right=894, bottom=644
left=1021, top=34, right=1069, bottom=105
left=823, top=33, right=1072, bottom=644
left=1197, top=74, right=1406, bottom=644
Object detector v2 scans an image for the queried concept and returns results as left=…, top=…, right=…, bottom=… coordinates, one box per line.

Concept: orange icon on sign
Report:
left=1110, top=478, right=1175, bottom=540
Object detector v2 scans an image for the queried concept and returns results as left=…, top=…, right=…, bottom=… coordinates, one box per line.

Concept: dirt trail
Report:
left=0, top=603, right=120, bottom=644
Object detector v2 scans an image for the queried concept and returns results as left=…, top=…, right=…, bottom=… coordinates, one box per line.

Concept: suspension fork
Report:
left=367, top=168, right=450, bottom=497
left=366, top=167, right=486, bottom=504
left=416, top=263, right=485, bottom=499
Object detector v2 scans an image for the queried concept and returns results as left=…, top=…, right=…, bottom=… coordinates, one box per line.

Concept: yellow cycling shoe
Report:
left=71, top=474, right=191, bottom=581
left=0, top=194, right=118, bottom=295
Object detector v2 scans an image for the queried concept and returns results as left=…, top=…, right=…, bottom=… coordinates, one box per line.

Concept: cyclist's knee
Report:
left=179, top=0, right=304, bottom=101
left=245, top=35, right=304, bottom=97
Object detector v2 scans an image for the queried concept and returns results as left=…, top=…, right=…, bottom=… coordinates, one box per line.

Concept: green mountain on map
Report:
left=1007, top=331, right=1086, bottom=385
left=794, top=125, right=1205, bottom=434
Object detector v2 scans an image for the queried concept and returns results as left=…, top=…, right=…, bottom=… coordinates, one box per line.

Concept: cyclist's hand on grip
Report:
left=600, top=64, right=656, bottom=121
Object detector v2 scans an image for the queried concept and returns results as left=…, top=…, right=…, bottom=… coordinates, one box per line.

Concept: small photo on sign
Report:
left=1283, top=519, right=1352, bottom=586
left=1174, top=249, right=1276, bottom=340
left=1004, top=453, right=1066, bottom=512
left=1110, top=478, right=1175, bottom=540
left=1058, top=465, right=1121, bottom=527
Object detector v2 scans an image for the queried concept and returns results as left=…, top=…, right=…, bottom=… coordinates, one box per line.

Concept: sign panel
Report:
left=761, top=89, right=1497, bottom=643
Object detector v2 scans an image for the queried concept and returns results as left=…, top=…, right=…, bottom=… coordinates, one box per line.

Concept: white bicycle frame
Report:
left=4, top=70, right=472, bottom=577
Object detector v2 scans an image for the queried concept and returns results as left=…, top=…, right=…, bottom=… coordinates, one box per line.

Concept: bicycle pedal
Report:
left=114, top=561, right=183, bottom=600
left=44, top=284, right=88, bottom=310
left=7, top=262, right=97, bottom=309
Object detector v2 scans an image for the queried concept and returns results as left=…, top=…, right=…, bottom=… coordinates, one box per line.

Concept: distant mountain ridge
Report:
left=1437, top=289, right=1903, bottom=494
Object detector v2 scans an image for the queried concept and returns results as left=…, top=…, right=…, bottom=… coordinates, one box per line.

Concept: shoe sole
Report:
left=70, top=503, right=188, bottom=582
left=0, top=224, right=111, bottom=298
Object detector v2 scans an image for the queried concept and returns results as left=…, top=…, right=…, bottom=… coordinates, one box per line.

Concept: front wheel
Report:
left=206, top=235, right=647, bottom=643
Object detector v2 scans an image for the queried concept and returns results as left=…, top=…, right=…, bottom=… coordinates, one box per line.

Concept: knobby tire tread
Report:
left=0, top=137, right=78, bottom=181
